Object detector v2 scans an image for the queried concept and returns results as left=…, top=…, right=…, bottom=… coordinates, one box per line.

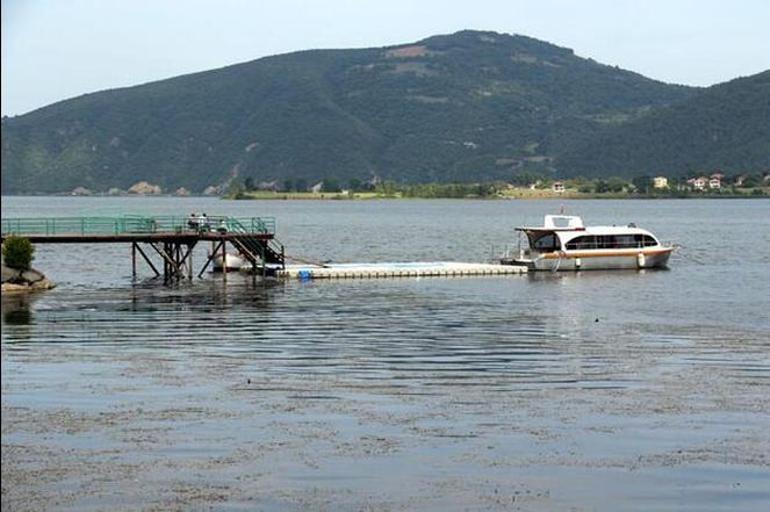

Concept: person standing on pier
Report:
left=198, top=213, right=209, bottom=232
left=187, top=212, right=199, bottom=231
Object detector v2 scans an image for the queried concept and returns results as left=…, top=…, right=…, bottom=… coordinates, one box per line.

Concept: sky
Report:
left=2, top=0, right=769, bottom=116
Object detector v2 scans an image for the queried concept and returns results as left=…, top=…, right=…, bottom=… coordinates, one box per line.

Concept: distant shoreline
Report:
left=224, top=190, right=770, bottom=201
left=1, top=191, right=768, bottom=200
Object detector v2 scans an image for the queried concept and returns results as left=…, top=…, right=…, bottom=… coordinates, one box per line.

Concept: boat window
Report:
left=566, top=234, right=657, bottom=250
left=532, top=233, right=560, bottom=251
left=565, top=235, right=597, bottom=250
left=598, top=235, right=614, bottom=249
left=614, top=235, right=637, bottom=248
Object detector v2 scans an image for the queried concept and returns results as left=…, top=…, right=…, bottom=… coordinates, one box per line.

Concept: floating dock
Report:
left=279, top=261, right=527, bottom=279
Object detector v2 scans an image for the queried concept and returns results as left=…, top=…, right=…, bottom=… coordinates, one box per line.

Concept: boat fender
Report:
left=298, top=270, right=313, bottom=280
left=637, top=252, right=646, bottom=268
left=575, top=257, right=582, bottom=269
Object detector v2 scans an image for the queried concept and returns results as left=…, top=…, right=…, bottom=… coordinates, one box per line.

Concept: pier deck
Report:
left=1, top=214, right=285, bottom=282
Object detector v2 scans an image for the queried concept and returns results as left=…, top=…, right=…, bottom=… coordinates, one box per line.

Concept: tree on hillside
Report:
left=294, top=178, right=308, bottom=192
left=347, top=178, right=362, bottom=191
left=632, top=175, right=653, bottom=194
left=510, top=172, right=543, bottom=187
left=321, top=178, right=341, bottom=193
left=607, top=177, right=628, bottom=193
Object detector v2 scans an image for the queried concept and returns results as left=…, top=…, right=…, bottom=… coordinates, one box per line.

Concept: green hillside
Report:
left=557, top=70, right=770, bottom=177
left=2, top=30, right=694, bottom=194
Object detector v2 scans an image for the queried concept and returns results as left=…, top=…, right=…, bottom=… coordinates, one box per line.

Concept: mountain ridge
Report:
left=6, top=29, right=753, bottom=194
left=557, top=70, right=770, bottom=177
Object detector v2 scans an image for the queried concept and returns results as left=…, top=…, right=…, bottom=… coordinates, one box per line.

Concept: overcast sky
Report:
left=3, top=0, right=769, bottom=116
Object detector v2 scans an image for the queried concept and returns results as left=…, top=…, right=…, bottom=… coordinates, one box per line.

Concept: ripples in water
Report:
left=4, top=277, right=768, bottom=395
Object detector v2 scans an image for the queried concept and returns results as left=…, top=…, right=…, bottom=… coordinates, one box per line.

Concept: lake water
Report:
left=2, top=196, right=769, bottom=511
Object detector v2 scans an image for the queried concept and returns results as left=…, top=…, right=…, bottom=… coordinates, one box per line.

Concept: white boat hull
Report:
left=510, top=248, right=673, bottom=271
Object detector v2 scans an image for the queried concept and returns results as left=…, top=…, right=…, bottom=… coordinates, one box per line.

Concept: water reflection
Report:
left=1, top=293, right=38, bottom=325
left=2, top=276, right=608, bottom=389
left=127, top=277, right=282, bottom=311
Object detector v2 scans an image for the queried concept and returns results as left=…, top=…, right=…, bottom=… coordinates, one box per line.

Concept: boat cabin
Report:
left=517, top=216, right=661, bottom=253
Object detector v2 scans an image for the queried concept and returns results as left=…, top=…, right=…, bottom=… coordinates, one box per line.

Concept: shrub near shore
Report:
left=2, top=235, right=35, bottom=270
left=1, top=236, right=55, bottom=292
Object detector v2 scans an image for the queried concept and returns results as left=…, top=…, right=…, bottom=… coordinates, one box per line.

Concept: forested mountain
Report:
left=1, top=30, right=701, bottom=193
left=557, top=70, right=770, bottom=177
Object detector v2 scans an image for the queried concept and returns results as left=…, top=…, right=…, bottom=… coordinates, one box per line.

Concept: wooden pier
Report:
left=1, top=215, right=285, bottom=283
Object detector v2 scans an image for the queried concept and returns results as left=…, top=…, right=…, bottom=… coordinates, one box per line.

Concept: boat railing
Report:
left=497, top=243, right=531, bottom=262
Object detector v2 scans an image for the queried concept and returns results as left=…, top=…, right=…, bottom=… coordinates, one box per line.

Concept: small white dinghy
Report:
left=212, top=252, right=253, bottom=272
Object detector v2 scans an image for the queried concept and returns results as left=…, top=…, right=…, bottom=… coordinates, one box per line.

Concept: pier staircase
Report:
left=226, top=218, right=285, bottom=271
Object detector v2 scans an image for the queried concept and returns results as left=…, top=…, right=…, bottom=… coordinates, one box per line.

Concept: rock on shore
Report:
left=127, top=181, right=162, bottom=195
left=1, top=264, right=56, bottom=293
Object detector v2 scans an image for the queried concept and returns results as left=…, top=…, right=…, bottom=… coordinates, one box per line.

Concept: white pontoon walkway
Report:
left=278, top=261, right=527, bottom=279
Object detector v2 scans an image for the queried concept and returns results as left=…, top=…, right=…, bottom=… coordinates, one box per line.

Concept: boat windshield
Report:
left=529, top=232, right=561, bottom=251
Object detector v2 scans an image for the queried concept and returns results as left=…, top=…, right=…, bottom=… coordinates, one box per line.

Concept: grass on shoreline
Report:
left=228, top=187, right=769, bottom=201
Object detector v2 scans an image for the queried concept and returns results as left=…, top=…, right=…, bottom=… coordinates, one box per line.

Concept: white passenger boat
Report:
left=501, top=215, right=673, bottom=271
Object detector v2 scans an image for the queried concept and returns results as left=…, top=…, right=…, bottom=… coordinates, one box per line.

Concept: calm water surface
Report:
left=2, top=197, right=769, bottom=511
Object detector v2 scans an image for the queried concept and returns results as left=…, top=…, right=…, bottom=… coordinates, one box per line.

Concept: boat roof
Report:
left=516, top=215, right=585, bottom=231
left=516, top=215, right=654, bottom=237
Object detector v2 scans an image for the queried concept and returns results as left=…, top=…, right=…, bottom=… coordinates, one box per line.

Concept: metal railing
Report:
left=1, top=215, right=276, bottom=237
left=226, top=217, right=285, bottom=265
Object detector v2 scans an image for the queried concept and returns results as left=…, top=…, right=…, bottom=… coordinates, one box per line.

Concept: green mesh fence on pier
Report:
left=1, top=215, right=276, bottom=236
